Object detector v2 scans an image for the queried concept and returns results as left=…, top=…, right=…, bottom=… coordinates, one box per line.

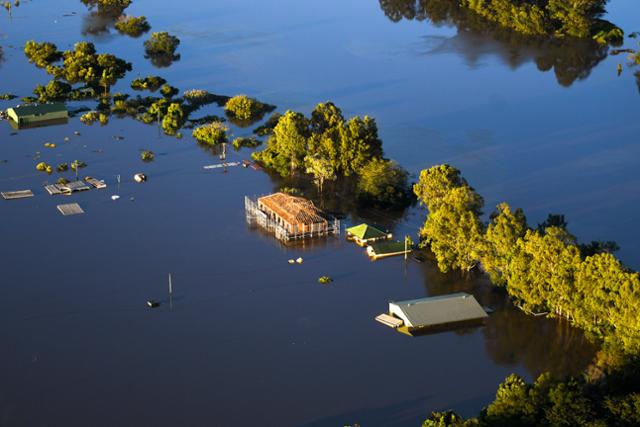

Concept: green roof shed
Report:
left=346, top=223, right=391, bottom=246
left=6, top=103, right=68, bottom=127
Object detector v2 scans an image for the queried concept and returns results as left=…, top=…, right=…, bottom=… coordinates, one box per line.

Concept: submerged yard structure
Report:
left=377, top=293, right=489, bottom=334
left=346, top=223, right=391, bottom=246
left=6, top=103, right=68, bottom=128
left=245, top=192, right=340, bottom=242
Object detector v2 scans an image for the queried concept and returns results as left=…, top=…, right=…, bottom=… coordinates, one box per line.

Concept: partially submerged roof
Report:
left=389, top=293, right=488, bottom=329
left=346, top=223, right=387, bottom=240
left=1, top=190, right=34, bottom=200
left=258, top=192, right=327, bottom=226
left=7, top=102, right=68, bottom=118
left=57, top=203, right=84, bottom=216
left=369, top=241, right=408, bottom=255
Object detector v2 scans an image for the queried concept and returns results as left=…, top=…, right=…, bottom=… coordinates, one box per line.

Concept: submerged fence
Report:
left=244, top=196, right=340, bottom=242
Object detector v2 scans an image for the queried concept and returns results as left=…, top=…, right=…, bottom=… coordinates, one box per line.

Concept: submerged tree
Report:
left=192, top=121, right=229, bottom=145
left=253, top=103, right=409, bottom=209
left=23, top=40, right=131, bottom=97
left=144, top=32, right=181, bottom=67
left=114, top=15, right=150, bottom=37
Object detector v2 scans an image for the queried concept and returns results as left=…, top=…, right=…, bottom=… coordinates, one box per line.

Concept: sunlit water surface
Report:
left=0, top=0, right=638, bottom=426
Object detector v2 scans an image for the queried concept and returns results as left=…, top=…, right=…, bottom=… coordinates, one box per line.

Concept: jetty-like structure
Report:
left=245, top=193, right=340, bottom=242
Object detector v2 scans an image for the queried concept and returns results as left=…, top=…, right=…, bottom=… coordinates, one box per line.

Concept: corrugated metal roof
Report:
left=346, top=223, right=387, bottom=240
left=370, top=241, right=407, bottom=255
left=390, top=293, right=488, bottom=328
left=8, top=102, right=67, bottom=117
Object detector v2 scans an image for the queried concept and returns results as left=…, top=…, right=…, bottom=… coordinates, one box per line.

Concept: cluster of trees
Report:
left=224, top=95, right=274, bottom=124
left=414, top=164, right=640, bottom=354
left=252, top=102, right=411, bottom=207
left=144, top=32, right=180, bottom=67
left=114, top=15, right=150, bottom=37
left=80, top=0, right=131, bottom=14
left=24, top=40, right=132, bottom=97
left=421, top=372, right=640, bottom=427
left=192, top=121, right=229, bottom=145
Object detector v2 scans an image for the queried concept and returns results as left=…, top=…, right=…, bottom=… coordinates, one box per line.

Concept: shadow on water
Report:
left=378, top=0, right=610, bottom=87
left=416, top=261, right=598, bottom=378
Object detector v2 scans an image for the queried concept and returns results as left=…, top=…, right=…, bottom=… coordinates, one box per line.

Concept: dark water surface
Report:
left=0, top=1, right=638, bottom=426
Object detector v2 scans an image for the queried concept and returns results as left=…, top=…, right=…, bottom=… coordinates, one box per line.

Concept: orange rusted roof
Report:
left=258, top=193, right=328, bottom=226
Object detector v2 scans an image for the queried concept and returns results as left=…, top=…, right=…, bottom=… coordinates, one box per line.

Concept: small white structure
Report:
left=388, top=293, right=488, bottom=331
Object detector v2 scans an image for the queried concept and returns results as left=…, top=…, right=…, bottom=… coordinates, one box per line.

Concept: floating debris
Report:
left=296, top=257, right=303, bottom=264
left=203, top=161, right=241, bottom=170
left=111, top=195, right=120, bottom=201
left=84, top=176, right=106, bottom=189
left=288, top=259, right=295, bottom=264
left=1, top=190, right=34, bottom=200
left=147, top=300, right=160, bottom=308
left=45, top=180, right=90, bottom=195
left=318, top=276, right=333, bottom=284
left=134, top=173, right=147, bottom=183
left=113, top=135, right=125, bottom=141
left=73, top=131, right=81, bottom=136
left=44, top=142, right=56, bottom=148
left=64, top=137, right=70, bottom=142
left=57, top=203, right=84, bottom=216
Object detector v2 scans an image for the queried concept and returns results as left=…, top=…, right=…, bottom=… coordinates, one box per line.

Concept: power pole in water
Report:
left=168, top=273, right=173, bottom=310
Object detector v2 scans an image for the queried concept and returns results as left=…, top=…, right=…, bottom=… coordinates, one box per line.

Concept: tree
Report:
left=413, top=164, right=473, bottom=213
left=114, top=15, right=150, bottom=37
left=482, top=374, right=537, bottom=427
left=33, top=79, right=72, bottom=101
left=80, top=0, right=131, bottom=14
left=25, top=41, right=131, bottom=95
left=162, top=103, right=185, bottom=135
left=225, top=95, right=266, bottom=121
left=481, top=203, right=528, bottom=286
left=253, top=110, right=309, bottom=176
left=304, top=155, right=335, bottom=194
left=338, top=115, right=382, bottom=176
left=144, top=32, right=180, bottom=67
left=24, top=41, right=62, bottom=68
left=192, top=121, right=229, bottom=145
left=420, top=185, right=484, bottom=272
left=356, top=158, right=409, bottom=207
left=421, top=411, right=467, bottom=427
left=506, top=227, right=582, bottom=316
left=97, top=53, right=132, bottom=95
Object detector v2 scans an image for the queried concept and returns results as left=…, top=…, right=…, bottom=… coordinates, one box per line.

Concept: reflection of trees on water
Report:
left=0, top=46, right=4, bottom=67
left=417, top=262, right=597, bottom=378
left=484, top=308, right=598, bottom=378
left=378, top=0, right=609, bottom=87
left=81, top=11, right=119, bottom=37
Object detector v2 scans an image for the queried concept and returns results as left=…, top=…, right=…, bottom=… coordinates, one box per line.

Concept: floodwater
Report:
left=0, top=0, right=638, bottom=426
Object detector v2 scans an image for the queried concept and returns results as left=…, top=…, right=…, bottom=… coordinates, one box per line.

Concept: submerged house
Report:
left=6, top=103, right=68, bottom=128
left=346, top=223, right=391, bottom=246
left=366, top=240, right=411, bottom=260
left=377, top=293, right=488, bottom=333
left=245, top=192, right=340, bottom=242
